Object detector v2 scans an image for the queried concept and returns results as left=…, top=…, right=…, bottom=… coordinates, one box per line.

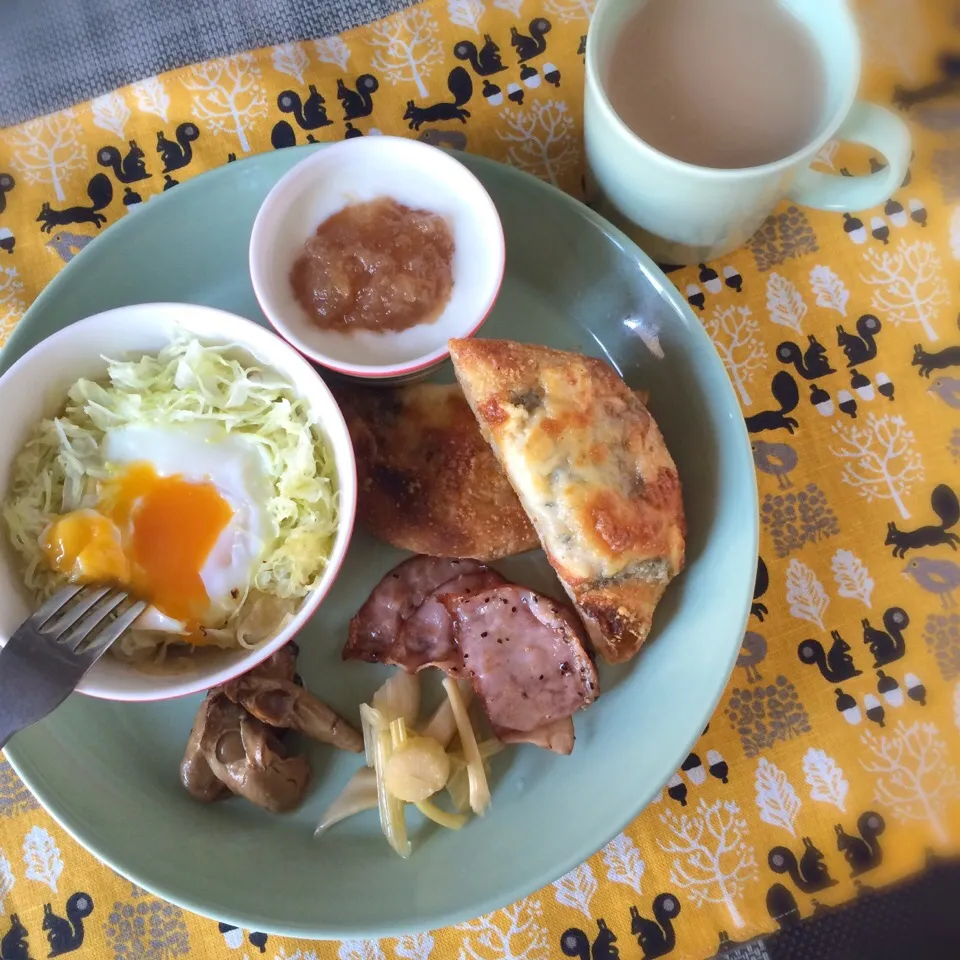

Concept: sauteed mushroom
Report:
left=222, top=676, right=364, bottom=754
left=197, top=693, right=310, bottom=813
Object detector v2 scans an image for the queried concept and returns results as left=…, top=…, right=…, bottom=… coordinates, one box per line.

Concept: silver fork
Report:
left=0, top=585, right=146, bottom=749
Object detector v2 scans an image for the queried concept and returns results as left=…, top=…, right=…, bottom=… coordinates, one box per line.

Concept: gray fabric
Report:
left=0, top=0, right=411, bottom=128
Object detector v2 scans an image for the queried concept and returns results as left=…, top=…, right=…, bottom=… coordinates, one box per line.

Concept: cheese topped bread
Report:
left=448, top=338, right=685, bottom=663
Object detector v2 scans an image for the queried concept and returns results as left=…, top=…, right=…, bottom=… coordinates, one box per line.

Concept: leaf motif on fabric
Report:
left=493, top=0, right=524, bottom=13
left=754, top=758, right=801, bottom=835
left=802, top=748, right=849, bottom=812
left=313, top=36, right=352, bottom=70
left=544, top=0, right=596, bottom=22
left=831, top=549, right=874, bottom=608
left=91, top=91, right=131, bottom=140
left=0, top=851, right=13, bottom=915
left=338, top=941, right=387, bottom=960
left=22, top=825, right=62, bottom=892
left=447, top=0, right=484, bottom=32
left=551, top=862, right=597, bottom=918
left=766, top=272, right=808, bottom=334
left=271, top=42, right=310, bottom=84
left=457, top=897, right=548, bottom=960
left=785, top=558, right=829, bottom=628
left=809, top=265, right=849, bottom=316
left=600, top=832, right=645, bottom=894
left=395, top=933, right=435, bottom=960
left=131, top=77, right=170, bottom=123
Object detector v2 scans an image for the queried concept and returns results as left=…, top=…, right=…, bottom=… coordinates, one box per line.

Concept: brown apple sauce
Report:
left=290, top=197, right=455, bottom=333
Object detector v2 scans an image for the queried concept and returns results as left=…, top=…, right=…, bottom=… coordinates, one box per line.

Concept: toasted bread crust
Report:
left=449, top=338, right=685, bottom=662
left=335, top=382, right=539, bottom=561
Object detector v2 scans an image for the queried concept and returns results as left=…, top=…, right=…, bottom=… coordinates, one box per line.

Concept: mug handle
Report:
left=787, top=101, right=911, bottom=212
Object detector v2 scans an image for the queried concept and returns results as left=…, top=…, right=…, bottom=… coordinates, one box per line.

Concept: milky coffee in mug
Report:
left=584, top=0, right=912, bottom=264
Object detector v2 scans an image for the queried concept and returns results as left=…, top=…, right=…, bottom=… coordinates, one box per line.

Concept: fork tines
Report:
left=33, top=585, right=146, bottom=657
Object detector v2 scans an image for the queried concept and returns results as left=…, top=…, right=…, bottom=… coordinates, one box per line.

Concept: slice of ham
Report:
left=393, top=570, right=506, bottom=676
left=344, top=555, right=486, bottom=663
left=444, top=585, right=598, bottom=735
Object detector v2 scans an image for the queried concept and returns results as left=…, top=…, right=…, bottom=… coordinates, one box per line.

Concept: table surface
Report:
left=2, top=0, right=960, bottom=958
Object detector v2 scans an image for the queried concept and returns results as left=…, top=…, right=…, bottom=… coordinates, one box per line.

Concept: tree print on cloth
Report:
left=457, top=897, right=548, bottom=960
left=860, top=721, right=960, bottom=844
left=809, top=265, right=850, bottom=316
left=448, top=0, right=485, bottom=32
left=658, top=799, right=758, bottom=928
left=704, top=305, right=766, bottom=405
left=497, top=101, right=579, bottom=188
left=3, top=110, right=85, bottom=201
left=726, top=676, right=811, bottom=757
left=760, top=484, right=840, bottom=557
left=313, top=36, right=352, bottom=70
left=181, top=54, right=267, bottom=153
left=104, top=886, right=190, bottom=960
left=860, top=241, right=951, bottom=340
left=367, top=9, right=443, bottom=99
left=830, top=414, right=923, bottom=519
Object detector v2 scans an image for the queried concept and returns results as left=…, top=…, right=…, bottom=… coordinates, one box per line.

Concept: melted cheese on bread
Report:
left=449, top=338, right=685, bottom=663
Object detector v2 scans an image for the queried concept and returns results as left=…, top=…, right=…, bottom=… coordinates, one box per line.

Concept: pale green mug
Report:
left=584, top=0, right=912, bottom=264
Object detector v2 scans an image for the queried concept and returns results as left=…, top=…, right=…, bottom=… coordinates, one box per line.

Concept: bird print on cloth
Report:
left=1, top=0, right=960, bottom=958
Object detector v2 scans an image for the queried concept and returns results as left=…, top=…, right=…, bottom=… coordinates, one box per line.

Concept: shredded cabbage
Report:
left=1, top=337, right=339, bottom=659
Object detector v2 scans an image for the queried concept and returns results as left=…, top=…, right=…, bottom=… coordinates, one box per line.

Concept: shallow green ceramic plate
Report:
left=0, top=146, right=757, bottom=939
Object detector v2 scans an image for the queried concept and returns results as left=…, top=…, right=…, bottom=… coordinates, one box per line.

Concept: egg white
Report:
left=101, top=424, right=272, bottom=632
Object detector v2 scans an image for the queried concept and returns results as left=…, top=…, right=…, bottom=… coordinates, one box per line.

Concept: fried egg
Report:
left=41, top=425, right=271, bottom=639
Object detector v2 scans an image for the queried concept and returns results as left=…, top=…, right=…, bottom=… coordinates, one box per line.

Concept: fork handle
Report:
left=0, top=660, right=67, bottom=751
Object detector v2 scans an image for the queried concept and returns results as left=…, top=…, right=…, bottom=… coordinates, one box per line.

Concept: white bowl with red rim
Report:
left=248, top=136, right=505, bottom=381
left=0, top=303, right=357, bottom=702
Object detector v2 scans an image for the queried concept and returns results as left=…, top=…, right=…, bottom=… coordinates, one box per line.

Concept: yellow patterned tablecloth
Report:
left=2, top=1, right=960, bottom=957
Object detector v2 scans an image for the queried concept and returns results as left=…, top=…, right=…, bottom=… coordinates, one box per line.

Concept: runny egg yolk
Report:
left=41, top=462, right=235, bottom=628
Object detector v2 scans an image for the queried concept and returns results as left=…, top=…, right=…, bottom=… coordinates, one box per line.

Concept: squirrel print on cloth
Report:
left=96, top=141, right=150, bottom=183
left=630, top=895, right=681, bottom=959
left=862, top=607, right=910, bottom=667
left=776, top=334, right=835, bottom=380
left=885, top=484, right=960, bottom=557
left=454, top=35, right=507, bottom=75
left=43, top=892, right=93, bottom=957
left=0, top=914, right=29, bottom=960
left=36, top=174, right=112, bottom=232
left=338, top=75, right=379, bottom=121
left=836, top=812, right=885, bottom=877
left=798, top=631, right=862, bottom=682
left=560, top=919, right=620, bottom=960
left=157, top=123, right=200, bottom=174
left=768, top=837, right=838, bottom=893
left=837, top=315, right=882, bottom=366
left=745, top=371, right=800, bottom=435
left=912, top=315, right=960, bottom=377
left=403, top=66, right=473, bottom=129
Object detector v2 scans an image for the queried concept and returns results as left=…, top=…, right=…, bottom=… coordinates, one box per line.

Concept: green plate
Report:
left=0, top=146, right=757, bottom=939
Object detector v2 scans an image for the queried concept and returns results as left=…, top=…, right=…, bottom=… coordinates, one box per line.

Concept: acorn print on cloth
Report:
left=1, top=0, right=960, bottom=958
